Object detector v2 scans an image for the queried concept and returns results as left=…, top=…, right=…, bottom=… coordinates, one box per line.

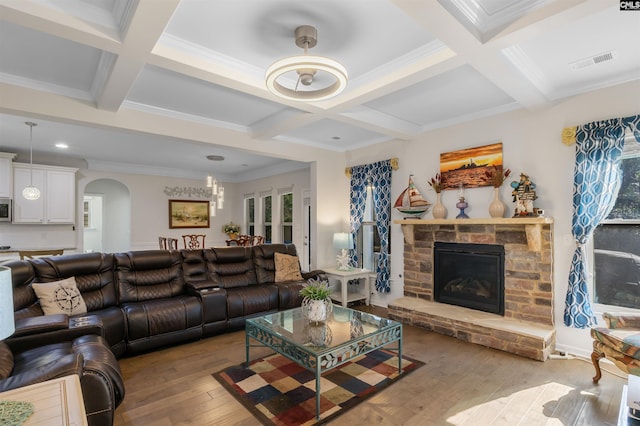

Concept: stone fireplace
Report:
left=388, top=218, right=555, bottom=361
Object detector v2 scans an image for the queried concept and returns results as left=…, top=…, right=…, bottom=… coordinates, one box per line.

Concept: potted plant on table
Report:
left=300, top=278, right=333, bottom=323
left=222, top=222, right=240, bottom=239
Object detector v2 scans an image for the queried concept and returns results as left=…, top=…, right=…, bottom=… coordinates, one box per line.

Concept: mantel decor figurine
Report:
left=394, top=175, right=430, bottom=218
left=455, top=184, right=469, bottom=219
left=510, top=173, right=539, bottom=217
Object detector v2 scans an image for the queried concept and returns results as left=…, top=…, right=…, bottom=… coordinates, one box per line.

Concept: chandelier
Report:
left=265, top=25, right=348, bottom=102
left=205, top=155, right=225, bottom=216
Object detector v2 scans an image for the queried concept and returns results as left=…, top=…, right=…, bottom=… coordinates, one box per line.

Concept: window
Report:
left=263, top=195, right=272, bottom=244
left=281, top=192, right=293, bottom=244
left=246, top=197, right=255, bottom=236
left=592, top=143, right=640, bottom=311
left=356, top=184, right=389, bottom=271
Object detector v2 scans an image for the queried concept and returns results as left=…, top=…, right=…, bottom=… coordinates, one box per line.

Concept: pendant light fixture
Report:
left=22, top=121, right=41, bottom=201
left=205, top=155, right=224, bottom=215
left=266, top=25, right=348, bottom=102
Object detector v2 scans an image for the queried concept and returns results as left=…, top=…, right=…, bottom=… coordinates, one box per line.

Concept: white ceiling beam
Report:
left=392, top=0, right=549, bottom=110
left=95, top=0, right=180, bottom=111
left=0, top=1, right=121, bottom=52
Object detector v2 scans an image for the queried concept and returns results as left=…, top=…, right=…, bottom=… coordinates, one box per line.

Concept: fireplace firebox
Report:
left=434, top=242, right=505, bottom=315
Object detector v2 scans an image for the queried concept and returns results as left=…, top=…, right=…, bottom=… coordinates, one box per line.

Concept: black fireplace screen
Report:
left=434, top=242, right=505, bottom=315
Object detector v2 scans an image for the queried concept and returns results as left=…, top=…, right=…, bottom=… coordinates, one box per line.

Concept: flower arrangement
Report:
left=485, top=167, right=511, bottom=188
left=299, top=278, right=332, bottom=300
left=428, top=172, right=443, bottom=193
left=222, top=222, right=240, bottom=234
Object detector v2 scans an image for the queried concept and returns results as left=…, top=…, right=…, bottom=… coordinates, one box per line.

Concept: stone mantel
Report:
left=395, top=217, right=553, bottom=251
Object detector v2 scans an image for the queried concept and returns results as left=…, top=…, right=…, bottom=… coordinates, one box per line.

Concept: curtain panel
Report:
left=349, top=160, right=393, bottom=292
left=563, top=115, right=640, bottom=328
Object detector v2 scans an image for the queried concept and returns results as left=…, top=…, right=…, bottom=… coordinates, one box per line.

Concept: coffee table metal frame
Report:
left=245, top=306, right=403, bottom=420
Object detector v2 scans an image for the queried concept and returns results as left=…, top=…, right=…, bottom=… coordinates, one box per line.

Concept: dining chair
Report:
left=19, top=249, right=64, bottom=260
left=182, top=234, right=206, bottom=250
left=158, top=237, right=178, bottom=250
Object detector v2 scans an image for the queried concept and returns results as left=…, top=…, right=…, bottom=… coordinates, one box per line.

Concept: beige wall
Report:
left=347, top=80, right=640, bottom=357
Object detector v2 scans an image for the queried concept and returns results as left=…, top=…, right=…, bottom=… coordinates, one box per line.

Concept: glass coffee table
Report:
left=245, top=306, right=403, bottom=420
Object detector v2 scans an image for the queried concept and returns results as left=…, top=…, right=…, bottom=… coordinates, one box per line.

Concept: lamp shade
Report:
left=333, top=232, right=353, bottom=250
left=0, top=266, right=15, bottom=340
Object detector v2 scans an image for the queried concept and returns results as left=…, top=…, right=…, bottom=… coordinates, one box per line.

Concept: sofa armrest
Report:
left=7, top=314, right=104, bottom=353
left=302, top=270, right=326, bottom=281
left=12, top=314, right=69, bottom=338
left=602, top=312, right=640, bottom=329
left=185, top=279, right=220, bottom=292
left=0, top=353, right=83, bottom=392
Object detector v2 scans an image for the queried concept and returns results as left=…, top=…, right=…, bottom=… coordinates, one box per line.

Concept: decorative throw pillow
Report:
left=0, top=341, right=13, bottom=379
left=32, top=277, right=88, bottom=316
left=274, top=252, right=303, bottom=282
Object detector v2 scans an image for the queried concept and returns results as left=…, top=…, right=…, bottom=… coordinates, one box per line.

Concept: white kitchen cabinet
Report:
left=12, top=163, right=78, bottom=224
left=0, top=152, right=16, bottom=198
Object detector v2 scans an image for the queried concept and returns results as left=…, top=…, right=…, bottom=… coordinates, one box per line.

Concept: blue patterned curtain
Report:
left=349, top=166, right=368, bottom=268
left=349, top=160, right=393, bottom=292
left=563, top=115, right=640, bottom=328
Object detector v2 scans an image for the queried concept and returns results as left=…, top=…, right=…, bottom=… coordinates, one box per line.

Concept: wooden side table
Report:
left=0, top=375, right=87, bottom=426
left=324, top=267, right=373, bottom=307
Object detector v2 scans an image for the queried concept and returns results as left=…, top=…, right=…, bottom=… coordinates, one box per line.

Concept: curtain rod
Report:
left=344, top=158, right=399, bottom=178
left=561, top=114, right=639, bottom=146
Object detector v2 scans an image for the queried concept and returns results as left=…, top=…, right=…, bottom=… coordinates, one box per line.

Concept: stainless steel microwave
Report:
left=0, top=198, right=11, bottom=222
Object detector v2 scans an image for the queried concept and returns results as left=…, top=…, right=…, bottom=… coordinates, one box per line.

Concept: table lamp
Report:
left=0, top=266, right=15, bottom=340
left=333, top=232, right=354, bottom=271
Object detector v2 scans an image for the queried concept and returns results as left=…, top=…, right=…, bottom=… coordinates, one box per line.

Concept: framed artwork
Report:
left=440, top=142, right=503, bottom=190
left=168, top=200, right=210, bottom=229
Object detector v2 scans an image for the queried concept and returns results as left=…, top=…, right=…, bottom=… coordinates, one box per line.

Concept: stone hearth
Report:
left=389, top=218, right=555, bottom=361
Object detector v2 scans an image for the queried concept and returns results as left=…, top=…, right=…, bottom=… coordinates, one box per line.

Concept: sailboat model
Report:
left=394, top=175, right=430, bottom=218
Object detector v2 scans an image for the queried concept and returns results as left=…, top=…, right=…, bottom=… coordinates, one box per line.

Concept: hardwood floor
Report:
left=114, top=306, right=626, bottom=425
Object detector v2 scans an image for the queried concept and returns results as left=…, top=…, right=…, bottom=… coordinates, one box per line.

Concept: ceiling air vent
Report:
left=570, top=50, right=616, bottom=70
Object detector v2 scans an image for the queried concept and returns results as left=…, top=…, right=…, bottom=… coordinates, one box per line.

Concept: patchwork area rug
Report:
left=213, top=349, right=424, bottom=426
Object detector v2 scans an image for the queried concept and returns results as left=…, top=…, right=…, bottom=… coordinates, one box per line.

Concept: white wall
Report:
left=77, top=169, right=238, bottom=250
left=347, top=80, right=640, bottom=358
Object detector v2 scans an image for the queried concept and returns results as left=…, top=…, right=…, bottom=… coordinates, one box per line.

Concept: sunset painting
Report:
left=440, top=142, right=503, bottom=190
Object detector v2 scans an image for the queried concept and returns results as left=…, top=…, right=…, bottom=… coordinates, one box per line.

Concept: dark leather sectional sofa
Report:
left=1, top=243, right=319, bottom=426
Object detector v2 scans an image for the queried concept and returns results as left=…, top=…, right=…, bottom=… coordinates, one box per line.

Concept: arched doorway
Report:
left=83, top=179, right=130, bottom=253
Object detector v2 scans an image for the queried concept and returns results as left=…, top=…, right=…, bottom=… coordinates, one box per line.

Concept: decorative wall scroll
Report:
left=163, top=186, right=212, bottom=198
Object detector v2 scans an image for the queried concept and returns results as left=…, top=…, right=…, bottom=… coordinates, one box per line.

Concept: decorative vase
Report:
left=302, top=297, right=333, bottom=323
left=432, top=192, right=447, bottom=219
left=489, top=187, right=506, bottom=218
left=227, top=232, right=238, bottom=240
left=305, top=323, right=333, bottom=347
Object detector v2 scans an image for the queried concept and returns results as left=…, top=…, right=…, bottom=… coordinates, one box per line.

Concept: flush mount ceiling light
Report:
left=22, top=121, right=41, bottom=201
left=266, top=25, right=348, bottom=102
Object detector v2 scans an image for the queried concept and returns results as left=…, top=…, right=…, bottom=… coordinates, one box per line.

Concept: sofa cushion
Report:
left=30, top=253, right=118, bottom=312
left=32, top=277, right=88, bottom=316
left=204, top=247, right=257, bottom=288
left=0, top=342, right=13, bottom=379
left=253, top=244, right=300, bottom=284
left=591, top=327, right=640, bottom=360
left=115, top=250, right=185, bottom=303
left=274, top=253, right=303, bottom=282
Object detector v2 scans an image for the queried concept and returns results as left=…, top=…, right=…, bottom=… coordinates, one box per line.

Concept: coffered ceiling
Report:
left=0, top=0, right=638, bottom=180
